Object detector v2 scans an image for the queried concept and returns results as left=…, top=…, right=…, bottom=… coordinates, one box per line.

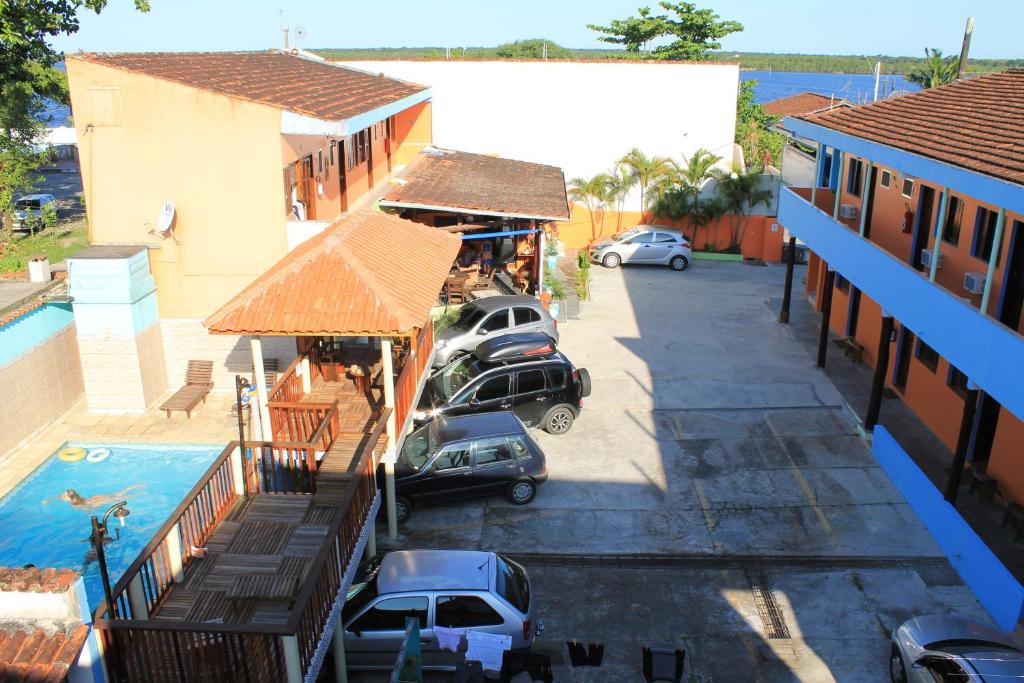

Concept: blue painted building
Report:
left=776, top=70, right=1024, bottom=615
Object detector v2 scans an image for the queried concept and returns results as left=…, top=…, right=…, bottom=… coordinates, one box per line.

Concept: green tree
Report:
left=588, top=2, right=742, bottom=61
left=0, top=0, right=151, bottom=236
left=674, top=148, right=721, bottom=199
left=619, top=148, right=673, bottom=213
left=568, top=174, right=613, bottom=242
left=605, top=163, right=637, bottom=232
left=586, top=6, right=664, bottom=54
left=715, top=165, right=773, bottom=248
left=735, top=80, right=785, bottom=170
left=905, top=48, right=960, bottom=89
left=495, top=39, right=572, bottom=59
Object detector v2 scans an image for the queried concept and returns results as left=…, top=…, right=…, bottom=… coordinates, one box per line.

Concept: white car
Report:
left=13, top=194, right=57, bottom=231
left=590, top=225, right=692, bottom=271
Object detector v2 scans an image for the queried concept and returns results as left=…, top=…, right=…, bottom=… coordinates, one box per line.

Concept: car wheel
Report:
left=669, top=255, right=689, bottom=271
left=602, top=253, right=621, bottom=269
left=395, top=495, right=413, bottom=524
left=507, top=479, right=537, bottom=505
left=544, top=405, right=575, bottom=434
left=889, top=645, right=907, bottom=683
left=576, top=368, right=592, bottom=398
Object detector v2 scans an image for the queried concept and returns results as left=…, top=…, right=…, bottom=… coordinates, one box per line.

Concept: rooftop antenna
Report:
left=956, top=17, right=974, bottom=79
left=279, top=10, right=290, bottom=50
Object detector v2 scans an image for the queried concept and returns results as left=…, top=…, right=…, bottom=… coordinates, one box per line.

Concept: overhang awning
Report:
left=380, top=147, right=570, bottom=222
left=204, top=211, right=461, bottom=337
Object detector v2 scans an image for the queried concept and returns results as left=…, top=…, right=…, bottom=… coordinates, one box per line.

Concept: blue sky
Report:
left=52, top=0, right=1019, bottom=59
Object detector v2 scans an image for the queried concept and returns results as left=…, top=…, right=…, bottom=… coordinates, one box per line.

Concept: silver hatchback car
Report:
left=890, top=614, right=1024, bottom=682
left=433, top=295, right=558, bottom=368
left=591, top=225, right=692, bottom=271
left=343, top=550, right=538, bottom=671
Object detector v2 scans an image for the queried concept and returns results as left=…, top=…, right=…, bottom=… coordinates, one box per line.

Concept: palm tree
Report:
left=715, top=165, right=773, bottom=250
left=568, top=173, right=613, bottom=241
left=619, top=148, right=673, bottom=214
left=605, top=163, right=637, bottom=233
left=905, top=48, right=960, bottom=89
left=675, top=148, right=722, bottom=200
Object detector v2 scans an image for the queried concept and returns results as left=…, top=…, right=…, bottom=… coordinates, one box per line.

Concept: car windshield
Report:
left=429, top=356, right=481, bottom=402
left=343, top=555, right=382, bottom=621
left=614, top=228, right=643, bottom=242
left=15, top=199, right=40, bottom=210
left=400, top=423, right=438, bottom=469
left=495, top=554, right=530, bottom=614
left=450, top=305, right=486, bottom=332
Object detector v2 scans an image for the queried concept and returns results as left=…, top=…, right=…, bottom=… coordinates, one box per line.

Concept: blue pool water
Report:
left=0, top=443, right=221, bottom=609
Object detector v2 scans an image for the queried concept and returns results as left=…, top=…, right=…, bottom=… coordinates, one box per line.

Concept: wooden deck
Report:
left=302, top=378, right=382, bottom=431
left=153, top=494, right=328, bottom=626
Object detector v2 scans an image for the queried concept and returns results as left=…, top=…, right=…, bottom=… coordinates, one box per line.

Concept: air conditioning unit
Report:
left=964, top=271, right=986, bottom=295
left=920, top=249, right=944, bottom=269
left=839, top=203, right=859, bottom=219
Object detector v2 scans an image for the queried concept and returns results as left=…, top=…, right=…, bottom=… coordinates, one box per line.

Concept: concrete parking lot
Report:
left=365, top=260, right=990, bottom=681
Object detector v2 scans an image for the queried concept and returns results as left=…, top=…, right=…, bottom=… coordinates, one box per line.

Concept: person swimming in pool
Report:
left=43, top=484, right=145, bottom=509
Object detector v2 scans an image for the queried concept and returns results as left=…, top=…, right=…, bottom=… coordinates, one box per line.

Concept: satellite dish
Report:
left=294, top=25, right=307, bottom=42
left=157, top=201, right=175, bottom=233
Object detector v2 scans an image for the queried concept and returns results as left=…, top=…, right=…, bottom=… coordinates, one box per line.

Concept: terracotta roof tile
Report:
left=763, top=92, right=849, bottom=118
left=0, top=568, right=78, bottom=594
left=0, top=625, right=89, bottom=683
left=72, top=51, right=428, bottom=122
left=382, top=148, right=569, bottom=220
left=797, top=69, right=1024, bottom=186
left=0, top=300, right=46, bottom=329
left=204, top=211, right=461, bottom=336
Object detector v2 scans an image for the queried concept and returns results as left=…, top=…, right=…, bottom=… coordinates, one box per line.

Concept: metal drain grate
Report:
left=747, top=570, right=791, bottom=639
left=908, top=559, right=961, bottom=587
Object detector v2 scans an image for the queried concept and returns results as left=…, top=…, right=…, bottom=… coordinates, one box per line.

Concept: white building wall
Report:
left=338, top=60, right=739, bottom=211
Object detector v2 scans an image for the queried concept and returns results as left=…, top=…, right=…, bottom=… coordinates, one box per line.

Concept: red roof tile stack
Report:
left=74, top=51, right=428, bottom=121
left=796, top=69, right=1024, bottom=186
left=0, top=568, right=88, bottom=683
left=204, top=211, right=461, bottom=336
left=382, top=148, right=570, bottom=220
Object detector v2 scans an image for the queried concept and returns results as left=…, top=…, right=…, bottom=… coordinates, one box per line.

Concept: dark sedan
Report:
left=391, top=412, right=548, bottom=522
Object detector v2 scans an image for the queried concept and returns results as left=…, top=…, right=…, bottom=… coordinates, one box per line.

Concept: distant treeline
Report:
left=312, top=46, right=1021, bottom=74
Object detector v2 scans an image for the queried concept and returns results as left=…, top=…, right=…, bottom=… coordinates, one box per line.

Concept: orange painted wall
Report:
left=802, top=155, right=1024, bottom=496
left=989, top=410, right=1024, bottom=504
left=281, top=134, right=343, bottom=221
left=558, top=204, right=783, bottom=261
left=394, top=101, right=432, bottom=166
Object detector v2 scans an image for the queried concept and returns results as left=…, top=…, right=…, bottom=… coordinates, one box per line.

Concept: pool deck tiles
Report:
left=0, top=392, right=241, bottom=498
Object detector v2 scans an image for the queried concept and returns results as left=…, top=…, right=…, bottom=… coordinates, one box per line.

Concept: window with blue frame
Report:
left=947, top=365, right=970, bottom=399
left=942, top=195, right=963, bottom=246
left=915, top=339, right=939, bottom=373
left=847, top=158, right=864, bottom=197
left=972, top=207, right=1000, bottom=263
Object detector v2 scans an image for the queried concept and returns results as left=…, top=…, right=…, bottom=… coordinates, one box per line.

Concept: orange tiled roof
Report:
left=382, top=148, right=570, bottom=221
left=204, top=211, right=461, bottom=336
left=763, top=92, right=849, bottom=118
left=73, top=51, right=428, bottom=122
left=797, top=69, right=1024, bottom=186
left=0, top=568, right=88, bottom=683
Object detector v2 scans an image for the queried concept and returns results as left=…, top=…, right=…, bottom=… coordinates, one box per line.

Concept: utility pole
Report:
left=873, top=61, right=881, bottom=101
left=279, top=10, right=289, bottom=50
left=957, top=17, right=975, bottom=79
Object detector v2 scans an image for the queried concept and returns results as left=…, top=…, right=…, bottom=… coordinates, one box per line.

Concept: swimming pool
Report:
left=0, top=442, right=222, bottom=609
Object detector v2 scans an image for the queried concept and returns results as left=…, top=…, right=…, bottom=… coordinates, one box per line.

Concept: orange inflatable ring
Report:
left=59, top=447, right=87, bottom=462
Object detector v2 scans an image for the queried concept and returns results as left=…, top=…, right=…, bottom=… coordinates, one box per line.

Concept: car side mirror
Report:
left=469, top=397, right=481, bottom=406
left=477, top=328, right=489, bottom=335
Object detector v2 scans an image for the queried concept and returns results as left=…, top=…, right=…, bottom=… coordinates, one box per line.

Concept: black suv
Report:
left=393, top=412, right=548, bottom=522
left=416, top=333, right=591, bottom=434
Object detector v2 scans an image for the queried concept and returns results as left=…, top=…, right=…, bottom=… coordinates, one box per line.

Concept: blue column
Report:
left=828, top=149, right=842, bottom=190
left=815, top=143, right=828, bottom=188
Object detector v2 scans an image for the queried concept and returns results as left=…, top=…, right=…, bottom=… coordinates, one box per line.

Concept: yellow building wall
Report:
left=394, top=102, right=432, bottom=166
left=67, top=58, right=289, bottom=319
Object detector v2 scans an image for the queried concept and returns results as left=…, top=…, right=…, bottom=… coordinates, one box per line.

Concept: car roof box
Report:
left=475, top=332, right=557, bottom=363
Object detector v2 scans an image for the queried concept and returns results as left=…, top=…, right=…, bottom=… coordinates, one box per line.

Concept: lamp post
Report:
left=89, top=501, right=130, bottom=619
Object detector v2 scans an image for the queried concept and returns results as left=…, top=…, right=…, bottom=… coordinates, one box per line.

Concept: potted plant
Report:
left=545, top=238, right=559, bottom=273
left=545, top=278, right=567, bottom=319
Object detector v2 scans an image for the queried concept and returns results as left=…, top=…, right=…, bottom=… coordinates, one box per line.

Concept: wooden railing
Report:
left=93, top=408, right=389, bottom=682
left=268, top=401, right=335, bottom=444
left=288, top=408, right=389, bottom=676
left=96, top=442, right=243, bottom=622
left=394, top=323, right=433, bottom=434
left=267, top=354, right=305, bottom=403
